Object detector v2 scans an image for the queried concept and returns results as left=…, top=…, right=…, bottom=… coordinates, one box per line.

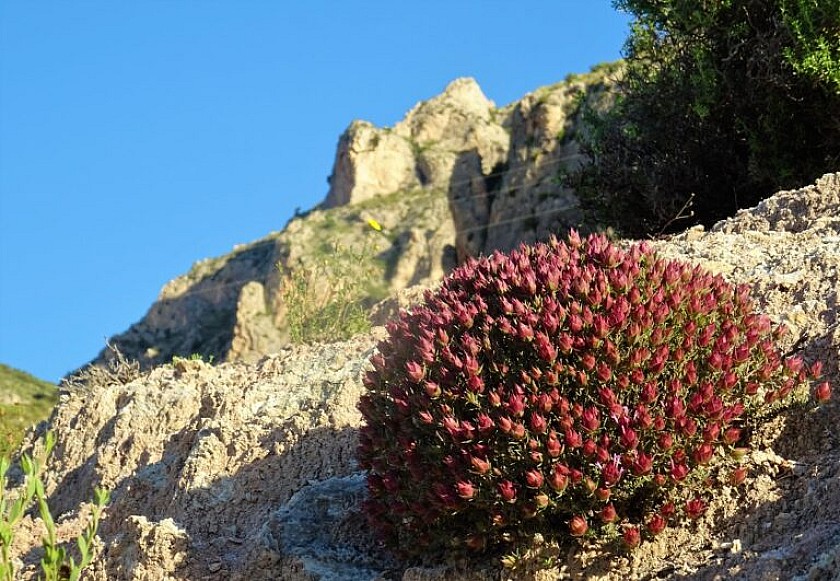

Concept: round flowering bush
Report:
left=357, top=232, right=830, bottom=558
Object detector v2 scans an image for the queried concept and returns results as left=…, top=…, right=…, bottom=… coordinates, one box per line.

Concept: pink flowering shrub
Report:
left=357, top=232, right=830, bottom=558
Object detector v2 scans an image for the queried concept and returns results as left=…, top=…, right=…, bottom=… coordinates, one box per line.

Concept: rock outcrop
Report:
left=325, top=67, right=619, bottom=262
left=91, top=67, right=617, bottom=372
left=14, top=173, right=840, bottom=580
left=324, top=77, right=509, bottom=209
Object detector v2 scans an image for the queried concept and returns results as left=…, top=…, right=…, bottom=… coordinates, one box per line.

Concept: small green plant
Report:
left=282, top=231, right=385, bottom=345
left=358, top=232, right=830, bottom=562
left=171, top=353, right=215, bottom=365
left=0, top=431, right=109, bottom=581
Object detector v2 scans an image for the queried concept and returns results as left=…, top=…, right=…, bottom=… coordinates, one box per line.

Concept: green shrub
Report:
left=281, top=235, right=385, bottom=345
left=0, top=432, right=109, bottom=581
left=357, top=232, right=830, bottom=562
left=576, top=0, right=840, bottom=237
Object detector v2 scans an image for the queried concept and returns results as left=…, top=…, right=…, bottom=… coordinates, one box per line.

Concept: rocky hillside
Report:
left=10, top=173, right=840, bottom=580
left=91, top=64, right=618, bottom=372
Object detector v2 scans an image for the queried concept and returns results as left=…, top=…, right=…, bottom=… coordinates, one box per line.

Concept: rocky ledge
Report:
left=11, top=173, right=840, bottom=580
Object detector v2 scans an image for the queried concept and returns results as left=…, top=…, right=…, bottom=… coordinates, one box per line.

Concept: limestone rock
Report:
left=451, top=66, right=619, bottom=260
left=87, top=69, right=616, bottom=372
left=323, top=121, right=419, bottom=208
left=13, top=174, right=840, bottom=580
left=325, top=77, right=509, bottom=210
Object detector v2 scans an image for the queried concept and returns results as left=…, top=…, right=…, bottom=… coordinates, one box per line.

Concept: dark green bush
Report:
left=577, top=0, right=840, bottom=237
left=357, top=232, right=830, bottom=561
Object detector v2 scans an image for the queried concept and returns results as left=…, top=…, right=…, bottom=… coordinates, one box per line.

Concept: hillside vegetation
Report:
left=0, top=364, right=57, bottom=458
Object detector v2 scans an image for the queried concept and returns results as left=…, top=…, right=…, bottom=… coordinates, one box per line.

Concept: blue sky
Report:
left=0, top=2, right=632, bottom=383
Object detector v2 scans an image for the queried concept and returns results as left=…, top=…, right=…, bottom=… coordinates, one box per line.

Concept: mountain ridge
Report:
left=87, top=63, right=620, bottom=374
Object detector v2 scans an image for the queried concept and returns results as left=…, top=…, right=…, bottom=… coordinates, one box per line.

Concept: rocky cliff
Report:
left=91, top=64, right=618, bottom=372
left=12, top=173, right=840, bottom=580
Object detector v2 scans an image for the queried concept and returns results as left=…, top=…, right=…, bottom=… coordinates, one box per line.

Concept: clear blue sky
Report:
left=0, top=2, right=632, bottom=383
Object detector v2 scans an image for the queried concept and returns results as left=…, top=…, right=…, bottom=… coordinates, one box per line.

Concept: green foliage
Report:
left=781, top=0, right=840, bottom=91
left=0, top=365, right=57, bottom=460
left=282, top=233, right=387, bottom=345
left=576, top=0, right=840, bottom=236
left=357, top=232, right=829, bottom=563
left=0, top=432, right=109, bottom=581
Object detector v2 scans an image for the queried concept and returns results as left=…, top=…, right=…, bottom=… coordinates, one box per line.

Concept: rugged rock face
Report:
left=13, top=173, right=840, bottom=580
left=325, top=68, right=618, bottom=262
left=324, top=77, right=509, bottom=209
left=92, top=67, right=616, bottom=372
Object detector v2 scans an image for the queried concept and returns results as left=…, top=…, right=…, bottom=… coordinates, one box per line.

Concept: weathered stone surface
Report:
left=89, top=69, right=616, bottom=373
left=459, top=67, right=619, bottom=259
left=323, top=120, right=419, bottom=208
left=324, top=77, right=509, bottom=210
left=13, top=174, right=840, bottom=580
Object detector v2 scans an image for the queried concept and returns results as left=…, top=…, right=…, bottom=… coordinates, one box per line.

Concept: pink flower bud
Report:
left=424, top=381, right=441, bottom=398
left=405, top=360, right=425, bottom=383
left=685, top=497, right=706, bottom=520
left=506, top=394, right=526, bottom=417
left=640, top=383, right=658, bottom=403
left=535, top=332, right=556, bottom=362
left=476, top=413, right=494, bottom=434
left=632, top=452, right=653, bottom=476
left=549, top=467, right=569, bottom=493
left=467, top=374, right=484, bottom=393
left=417, top=410, right=434, bottom=424
left=723, top=427, right=741, bottom=445
left=646, top=514, right=667, bottom=536
left=815, top=381, right=832, bottom=403
left=580, top=353, right=596, bottom=371
left=602, top=458, right=624, bottom=487
left=721, top=371, right=738, bottom=390
left=456, top=480, right=476, bottom=499
left=596, top=362, right=612, bottom=382
left=558, top=333, right=573, bottom=354
left=598, top=387, right=617, bottom=405
left=671, top=462, right=689, bottom=482
left=525, top=469, right=545, bottom=489
left=622, top=526, right=641, bottom=548
left=729, top=466, right=748, bottom=486
left=497, top=416, right=512, bottom=434
left=619, top=425, right=639, bottom=450
left=600, top=503, right=617, bottom=523
left=692, top=443, right=714, bottom=465
left=498, top=480, right=517, bottom=503
left=529, top=412, right=548, bottom=434
left=546, top=434, right=563, bottom=458
left=581, top=407, right=600, bottom=432
left=565, top=427, right=582, bottom=448
left=471, top=456, right=491, bottom=475
left=569, top=515, right=588, bottom=537
left=703, top=422, right=721, bottom=442
left=442, top=416, right=459, bottom=438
